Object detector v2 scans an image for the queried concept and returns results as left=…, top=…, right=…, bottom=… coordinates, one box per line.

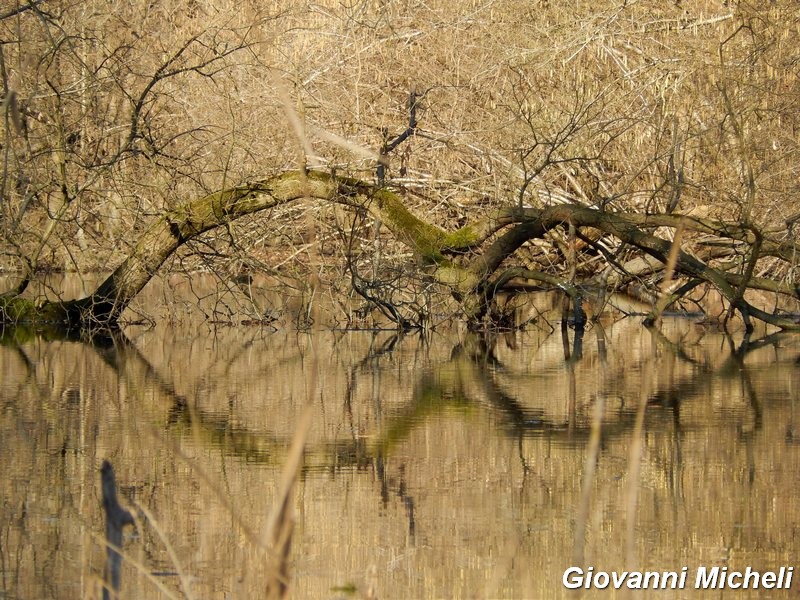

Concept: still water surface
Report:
left=1, top=318, right=800, bottom=598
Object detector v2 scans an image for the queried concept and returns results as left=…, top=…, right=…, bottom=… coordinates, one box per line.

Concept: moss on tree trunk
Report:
left=1, top=170, right=799, bottom=332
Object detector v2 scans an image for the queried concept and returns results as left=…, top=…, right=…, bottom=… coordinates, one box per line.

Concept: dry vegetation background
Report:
left=1, top=0, right=799, bottom=322
left=3, top=4, right=800, bottom=595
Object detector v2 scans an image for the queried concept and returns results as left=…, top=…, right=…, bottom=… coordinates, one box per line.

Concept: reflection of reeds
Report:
left=98, top=352, right=317, bottom=600
left=41, top=324, right=784, bottom=600
left=98, top=410, right=315, bottom=599
left=98, top=408, right=315, bottom=599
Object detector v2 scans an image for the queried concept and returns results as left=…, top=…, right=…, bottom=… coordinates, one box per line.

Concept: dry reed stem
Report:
left=91, top=532, right=183, bottom=600
left=134, top=501, right=197, bottom=600
left=623, top=361, right=653, bottom=595
left=263, top=358, right=318, bottom=598
left=145, top=426, right=262, bottom=547
left=572, top=393, right=605, bottom=566
left=643, top=219, right=689, bottom=326
left=263, top=403, right=315, bottom=599
left=661, top=220, right=686, bottom=288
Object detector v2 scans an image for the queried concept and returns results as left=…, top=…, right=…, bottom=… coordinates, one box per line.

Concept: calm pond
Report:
left=2, top=314, right=800, bottom=598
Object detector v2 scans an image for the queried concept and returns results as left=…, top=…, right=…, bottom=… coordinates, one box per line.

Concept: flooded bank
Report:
left=1, top=317, right=799, bottom=598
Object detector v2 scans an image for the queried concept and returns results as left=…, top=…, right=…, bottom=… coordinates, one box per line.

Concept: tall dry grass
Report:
left=1, top=1, right=798, bottom=319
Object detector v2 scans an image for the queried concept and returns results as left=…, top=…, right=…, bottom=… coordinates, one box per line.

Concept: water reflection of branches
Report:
left=3, top=323, right=800, bottom=597
left=7, top=324, right=794, bottom=451
left=19, top=325, right=798, bottom=491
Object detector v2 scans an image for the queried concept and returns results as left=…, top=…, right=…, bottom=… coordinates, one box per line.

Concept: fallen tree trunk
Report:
left=1, top=170, right=799, bottom=331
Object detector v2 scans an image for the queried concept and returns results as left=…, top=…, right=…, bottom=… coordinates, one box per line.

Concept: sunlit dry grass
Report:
left=1, top=1, right=798, bottom=325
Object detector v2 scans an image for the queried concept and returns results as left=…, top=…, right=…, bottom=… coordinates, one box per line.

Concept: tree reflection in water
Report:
left=1, top=320, right=799, bottom=598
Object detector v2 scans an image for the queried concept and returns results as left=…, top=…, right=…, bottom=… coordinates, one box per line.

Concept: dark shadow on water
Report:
left=100, top=460, right=135, bottom=600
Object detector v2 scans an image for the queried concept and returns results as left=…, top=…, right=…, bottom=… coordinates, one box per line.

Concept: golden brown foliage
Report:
left=1, top=0, right=798, bottom=324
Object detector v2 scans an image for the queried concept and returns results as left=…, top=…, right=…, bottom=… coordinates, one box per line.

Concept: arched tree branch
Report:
left=1, top=171, right=798, bottom=331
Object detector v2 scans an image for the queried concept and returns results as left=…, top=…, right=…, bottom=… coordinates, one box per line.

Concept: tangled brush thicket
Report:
left=1, top=0, right=798, bottom=324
